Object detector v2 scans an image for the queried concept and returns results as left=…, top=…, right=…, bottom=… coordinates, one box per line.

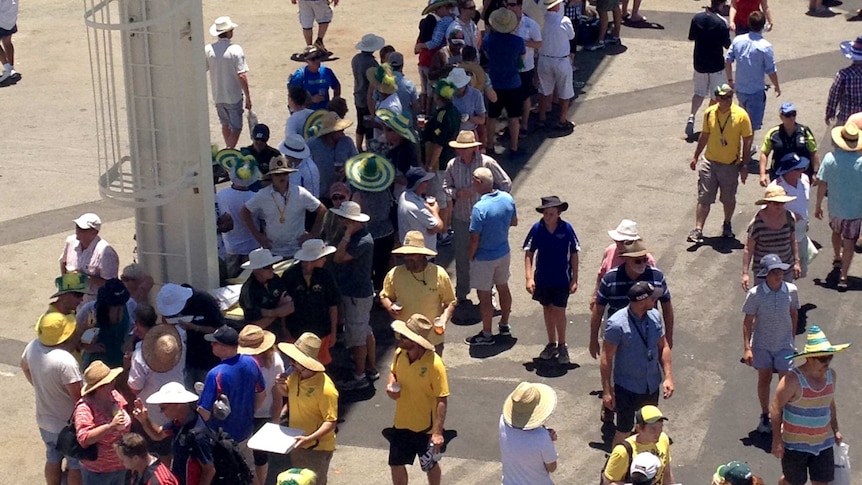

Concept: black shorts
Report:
left=488, top=87, right=524, bottom=119
left=252, top=418, right=271, bottom=466
left=532, top=286, right=570, bottom=308
left=781, top=447, right=834, bottom=485
left=0, top=24, right=17, bottom=38
left=519, top=69, right=538, bottom=99
left=383, top=428, right=432, bottom=466
left=614, top=384, right=659, bottom=433
left=355, top=105, right=372, bottom=135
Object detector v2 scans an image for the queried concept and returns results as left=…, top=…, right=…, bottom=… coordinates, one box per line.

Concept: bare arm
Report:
left=240, top=205, right=270, bottom=249
left=66, top=382, right=83, bottom=401
left=768, top=73, right=780, bottom=96
left=742, top=236, right=755, bottom=290
left=589, top=304, right=606, bottom=358
left=20, top=357, right=32, bottom=385
left=658, top=335, right=674, bottom=398
left=309, top=204, right=327, bottom=238
left=742, top=313, right=755, bottom=364
left=468, top=231, right=480, bottom=260
left=814, top=181, right=828, bottom=219
left=569, top=252, right=579, bottom=294
left=524, top=250, right=535, bottom=294
left=725, top=60, right=734, bottom=87
left=600, top=341, right=618, bottom=409
left=690, top=130, right=710, bottom=169
left=198, top=463, right=216, bottom=485
left=660, top=300, right=674, bottom=348
left=770, top=371, right=801, bottom=458
left=238, top=72, right=251, bottom=109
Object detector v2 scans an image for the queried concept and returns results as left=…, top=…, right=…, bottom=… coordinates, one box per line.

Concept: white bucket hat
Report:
left=278, top=134, right=311, bottom=159
left=210, top=16, right=238, bottom=37
left=330, top=201, right=370, bottom=222
left=294, top=239, right=336, bottom=262
left=608, top=219, right=641, bottom=242
left=156, top=283, right=193, bottom=317
left=445, top=67, right=471, bottom=89
left=356, top=33, right=386, bottom=52
left=146, top=381, right=200, bottom=405
left=242, top=248, right=284, bottom=270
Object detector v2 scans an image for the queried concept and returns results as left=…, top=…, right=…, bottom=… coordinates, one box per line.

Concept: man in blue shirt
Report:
left=465, top=167, right=518, bottom=345
left=724, top=11, right=780, bottom=132
left=288, top=45, right=342, bottom=110
left=483, top=8, right=526, bottom=155
left=523, top=196, right=580, bottom=364
left=600, top=282, right=674, bottom=447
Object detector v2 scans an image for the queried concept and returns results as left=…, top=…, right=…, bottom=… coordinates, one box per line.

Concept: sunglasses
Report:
left=632, top=257, right=648, bottom=264
left=783, top=112, right=797, bottom=117
left=814, top=355, right=833, bottom=363
left=331, top=194, right=346, bottom=201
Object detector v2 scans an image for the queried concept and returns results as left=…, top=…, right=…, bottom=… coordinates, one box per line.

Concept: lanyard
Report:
left=627, top=311, right=655, bottom=361
left=716, top=110, right=732, bottom=137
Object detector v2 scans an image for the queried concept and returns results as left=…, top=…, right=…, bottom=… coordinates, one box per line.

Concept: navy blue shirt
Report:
left=604, top=307, right=665, bottom=394
left=522, top=219, right=580, bottom=288
left=166, top=414, right=213, bottom=485
left=199, top=354, right=265, bottom=442
left=334, top=229, right=374, bottom=298
left=482, top=32, right=525, bottom=90
left=596, top=264, right=671, bottom=316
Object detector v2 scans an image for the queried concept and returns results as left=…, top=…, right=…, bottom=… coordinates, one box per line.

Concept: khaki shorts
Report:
left=298, top=0, right=333, bottom=29
left=538, top=56, right=575, bottom=99
left=596, top=0, right=621, bottom=13
left=693, top=70, right=727, bottom=99
left=470, top=252, right=511, bottom=291
left=343, top=295, right=374, bottom=348
left=697, top=159, right=740, bottom=205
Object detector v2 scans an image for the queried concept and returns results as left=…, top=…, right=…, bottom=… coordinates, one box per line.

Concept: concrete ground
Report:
left=2, top=0, right=862, bottom=483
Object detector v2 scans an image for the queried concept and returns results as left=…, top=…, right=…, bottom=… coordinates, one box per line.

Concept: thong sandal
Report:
left=838, top=277, right=848, bottom=290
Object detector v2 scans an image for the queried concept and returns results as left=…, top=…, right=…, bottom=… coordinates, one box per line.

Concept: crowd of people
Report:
left=17, top=0, right=862, bottom=484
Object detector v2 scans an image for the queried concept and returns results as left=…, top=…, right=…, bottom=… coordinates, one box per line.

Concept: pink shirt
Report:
left=74, top=390, right=131, bottom=473
left=59, top=235, right=119, bottom=293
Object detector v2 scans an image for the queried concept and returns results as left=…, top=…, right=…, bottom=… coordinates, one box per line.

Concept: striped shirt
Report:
left=747, top=211, right=796, bottom=276
left=826, top=63, right=862, bottom=125
left=782, top=368, right=835, bottom=454
left=741, top=281, right=798, bottom=351
left=74, top=390, right=132, bottom=473
left=443, top=152, right=512, bottom=221
left=596, top=265, right=671, bottom=316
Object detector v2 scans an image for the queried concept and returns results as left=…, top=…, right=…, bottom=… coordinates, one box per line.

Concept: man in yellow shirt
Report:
left=602, top=405, right=674, bottom=485
left=384, top=314, right=451, bottom=485
left=276, top=332, right=339, bottom=485
left=688, top=83, right=753, bottom=243
left=380, top=231, right=457, bottom=355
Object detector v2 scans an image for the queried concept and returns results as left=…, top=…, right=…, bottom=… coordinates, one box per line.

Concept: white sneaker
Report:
left=0, top=70, right=10, bottom=83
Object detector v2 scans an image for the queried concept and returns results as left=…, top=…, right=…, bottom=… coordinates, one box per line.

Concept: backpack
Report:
left=192, top=426, right=254, bottom=485
left=598, top=440, right=633, bottom=484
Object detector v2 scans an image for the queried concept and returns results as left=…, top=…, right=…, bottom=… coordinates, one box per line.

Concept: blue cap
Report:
left=252, top=123, right=270, bottom=140
left=757, top=254, right=790, bottom=277
left=405, top=166, right=435, bottom=190
left=776, top=153, right=810, bottom=176
left=779, top=102, right=797, bottom=115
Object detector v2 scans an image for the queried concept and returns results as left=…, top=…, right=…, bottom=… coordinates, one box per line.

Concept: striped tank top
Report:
left=782, top=367, right=835, bottom=454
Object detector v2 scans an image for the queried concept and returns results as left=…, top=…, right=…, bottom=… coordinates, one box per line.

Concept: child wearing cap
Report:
left=602, top=405, right=673, bottom=485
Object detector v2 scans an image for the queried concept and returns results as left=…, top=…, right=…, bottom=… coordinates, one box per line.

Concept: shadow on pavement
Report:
left=523, top=359, right=580, bottom=378
left=686, top=236, right=744, bottom=254
left=797, top=303, right=817, bottom=335
left=622, top=19, right=665, bottom=30
left=468, top=336, right=517, bottom=358
left=740, top=429, right=773, bottom=454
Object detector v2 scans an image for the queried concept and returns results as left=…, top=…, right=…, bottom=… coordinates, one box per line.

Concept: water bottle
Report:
left=419, top=442, right=439, bottom=472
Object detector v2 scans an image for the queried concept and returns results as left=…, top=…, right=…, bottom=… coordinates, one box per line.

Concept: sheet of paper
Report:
left=247, top=423, right=305, bottom=454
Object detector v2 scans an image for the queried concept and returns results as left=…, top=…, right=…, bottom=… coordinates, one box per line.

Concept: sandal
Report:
left=838, top=277, right=848, bottom=290
left=555, top=120, right=576, bottom=131
left=833, top=259, right=842, bottom=269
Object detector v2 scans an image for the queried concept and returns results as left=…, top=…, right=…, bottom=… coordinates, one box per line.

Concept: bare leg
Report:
left=695, top=203, right=711, bottom=230
left=521, top=96, right=532, bottom=129
left=477, top=289, right=494, bottom=333
left=45, top=462, right=62, bottom=485
left=597, top=12, right=609, bottom=42
left=497, top=284, right=512, bottom=325
left=221, top=124, right=232, bottom=148
left=549, top=305, right=567, bottom=346
left=558, top=98, right=571, bottom=124
left=612, top=6, right=622, bottom=37
left=303, top=29, right=313, bottom=46
left=254, top=463, right=269, bottom=485
left=538, top=94, right=550, bottom=122
left=756, top=368, right=772, bottom=413
left=489, top=118, right=499, bottom=152
left=351, top=344, right=368, bottom=376
left=543, top=305, right=556, bottom=343
left=427, top=463, right=442, bottom=485
left=722, top=200, right=736, bottom=225
left=841, top=238, right=854, bottom=281
left=366, top=334, right=377, bottom=372
left=630, top=0, right=645, bottom=20
left=226, top=128, right=242, bottom=149
left=621, top=0, right=629, bottom=16
left=832, top=231, right=843, bottom=262
left=68, top=468, right=83, bottom=485
left=0, top=36, right=13, bottom=66
left=391, top=465, right=409, bottom=485
left=508, top=118, right=520, bottom=151
left=316, top=23, right=330, bottom=42
left=690, top=95, right=705, bottom=118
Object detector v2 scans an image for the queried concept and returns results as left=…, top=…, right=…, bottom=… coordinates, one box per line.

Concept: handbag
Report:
left=829, top=441, right=851, bottom=485
left=56, top=406, right=98, bottom=462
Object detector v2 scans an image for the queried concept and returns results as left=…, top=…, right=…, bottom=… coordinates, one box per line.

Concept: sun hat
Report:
left=294, top=239, right=336, bottom=262
left=279, top=134, right=312, bottom=160
left=391, top=314, right=435, bottom=351
left=716, top=461, right=753, bottom=485
left=635, top=405, right=668, bottom=425
left=98, top=278, right=131, bottom=307
left=831, top=120, right=862, bottom=151
left=544, top=0, right=565, bottom=9
left=621, top=239, right=649, bottom=258
left=292, top=44, right=327, bottom=62
left=630, top=452, right=662, bottom=484
left=277, top=468, right=318, bottom=485
left=330, top=201, right=371, bottom=222
left=502, top=382, right=557, bottom=430
left=755, top=185, right=796, bottom=205
left=205, top=324, right=240, bottom=346
left=376, top=108, right=417, bottom=143
left=157, top=284, right=193, bottom=317
left=448, top=130, right=483, bottom=149
left=535, top=196, right=568, bottom=213
left=74, top=213, right=102, bottom=231
left=303, top=109, right=329, bottom=139
left=422, top=0, right=457, bottom=15
left=405, top=166, right=436, bottom=191
left=237, top=325, right=277, bottom=355
left=775, top=153, right=810, bottom=176
left=756, top=253, right=790, bottom=277
left=345, top=152, right=396, bottom=192
left=268, top=154, right=299, bottom=176
left=315, top=112, right=354, bottom=137
left=435, top=79, right=457, bottom=99
left=142, top=324, right=183, bottom=373
left=366, top=64, right=399, bottom=95
left=51, top=273, right=90, bottom=298
left=787, top=325, right=851, bottom=365
left=81, top=360, right=124, bottom=396
left=392, top=230, right=438, bottom=256
left=608, top=219, right=641, bottom=241
left=839, top=35, right=862, bottom=61
left=779, top=102, right=797, bottom=115
left=277, top=332, right=325, bottom=372
left=489, top=8, right=519, bottom=34
left=388, top=52, right=405, bottom=68
left=209, top=16, right=238, bottom=36
left=218, top=149, right=261, bottom=188
left=628, top=281, right=663, bottom=302
left=37, top=313, right=77, bottom=346
left=356, top=33, right=386, bottom=52
left=146, top=381, right=200, bottom=405
left=242, top=248, right=284, bottom=270
left=444, top=67, right=472, bottom=90
left=714, top=83, right=733, bottom=97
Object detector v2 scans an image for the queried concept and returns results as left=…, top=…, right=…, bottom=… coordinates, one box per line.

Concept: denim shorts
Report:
left=39, top=428, right=81, bottom=469
left=752, top=346, right=794, bottom=372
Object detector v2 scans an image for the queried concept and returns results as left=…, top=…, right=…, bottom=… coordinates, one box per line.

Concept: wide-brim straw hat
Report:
left=345, top=152, right=396, bottom=192
left=278, top=332, right=325, bottom=372
left=755, top=185, right=796, bottom=205
left=422, top=0, right=457, bottom=15
left=267, top=154, right=299, bottom=175
left=238, top=325, right=277, bottom=355
left=142, top=325, right=183, bottom=373
left=449, top=130, right=483, bottom=149
left=330, top=201, right=371, bottom=222
left=316, top=111, right=354, bottom=137
left=461, top=62, right=486, bottom=91
left=608, top=219, right=641, bottom=242
left=81, top=360, right=124, bottom=396
left=366, top=64, right=399, bottom=95
left=294, top=239, right=337, bottom=262
left=242, top=248, right=284, bottom=270
left=356, top=33, right=386, bottom=52
left=391, top=230, right=438, bottom=256
left=391, top=314, right=434, bottom=351
left=535, top=196, right=568, bottom=213
left=210, top=16, right=238, bottom=37
left=620, top=239, right=649, bottom=258
left=831, top=120, right=862, bottom=151
left=376, top=108, right=417, bottom=144
left=503, top=382, right=557, bottom=430
left=787, top=325, right=851, bottom=365
left=489, top=8, right=519, bottom=34
left=303, top=109, right=329, bottom=139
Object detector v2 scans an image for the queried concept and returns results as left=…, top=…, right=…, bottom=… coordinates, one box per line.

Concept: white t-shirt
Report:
left=771, top=175, right=810, bottom=222
left=21, top=340, right=83, bottom=433
left=0, top=0, right=18, bottom=30
left=539, top=10, right=574, bottom=58
left=216, top=186, right=259, bottom=256
left=244, top=184, right=321, bottom=257
left=254, top=353, right=285, bottom=419
left=499, top=415, right=557, bottom=485
left=286, top=108, right=314, bottom=139
left=205, top=38, right=248, bottom=104
left=127, top=340, right=185, bottom=426
left=516, top=14, right=543, bottom=72
left=289, top=158, right=322, bottom=198
left=397, top=190, right=438, bottom=254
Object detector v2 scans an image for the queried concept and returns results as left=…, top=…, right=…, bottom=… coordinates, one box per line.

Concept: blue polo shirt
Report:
left=287, top=65, right=341, bottom=110
left=482, top=32, right=525, bottom=90
left=198, top=354, right=265, bottom=442
left=470, top=190, right=517, bottom=261
left=817, top=149, right=862, bottom=220
left=604, top=307, right=665, bottom=394
left=596, top=264, right=671, bottom=316
left=725, top=32, right=776, bottom=95
left=522, top=219, right=580, bottom=287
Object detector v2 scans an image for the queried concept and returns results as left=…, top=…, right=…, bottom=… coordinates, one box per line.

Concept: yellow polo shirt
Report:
left=286, top=371, right=339, bottom=451
left=391, top=348, right=449, bottom=433
left=604, top=432, right=672, bottom=485
left=702, top=103, right=753, bottom=164
left=380, top=264, right=456, bottom=347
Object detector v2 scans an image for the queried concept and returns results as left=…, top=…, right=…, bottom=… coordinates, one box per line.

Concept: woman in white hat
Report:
left=499, top=382, right=559, bottom=485
left=590, top=219, right=655, bottom=310
left=742, top=185, right=800, bottom=291
left=238, top=248, right=294, bottom=339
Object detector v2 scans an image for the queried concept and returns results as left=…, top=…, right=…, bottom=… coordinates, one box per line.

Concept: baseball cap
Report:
left=74, top=213, right=102, bottom=231
left=779, top=102, right=797, bottom=115
left=714, top=83, right=733, bottom=97
left=204, top=325, right=239, bottom=346
left=636, top=405, right=668, bottom=425
left=252, top=123, right=271, bottom=141
left=388, top=52, right=404, bottom=67
left=628, top=281, right=663, bottom=302
left=630, top=452, right=661, bottom=484
left=717, top=461, right=753, bottom=485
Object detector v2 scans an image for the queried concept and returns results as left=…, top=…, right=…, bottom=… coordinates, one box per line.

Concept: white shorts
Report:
left=693, top=70, right=727, bottom=99
left=298, top=0, right=333, bottom=29
left=470, top=252, right=511, bottom=291
left=537, top=56, right=574, bottom=100
left=343, top=295, right=374, bottom=348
